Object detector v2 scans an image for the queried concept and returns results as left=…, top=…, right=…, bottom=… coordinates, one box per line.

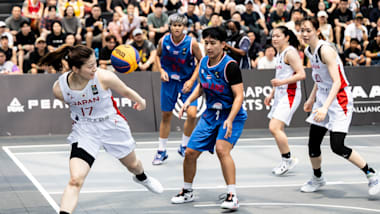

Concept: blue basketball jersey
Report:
left=161, top=34, right=195, bottom=81
left=199, top=54, right=236, bottom=110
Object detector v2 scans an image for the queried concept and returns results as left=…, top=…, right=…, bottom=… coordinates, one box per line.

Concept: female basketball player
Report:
left=170, top=27, right=247, bottom=210
left=300, top=17, right=379, bottom=196
left=39, top=44, right=163, bottom=214
left=264, top=26, right=305, bottom=176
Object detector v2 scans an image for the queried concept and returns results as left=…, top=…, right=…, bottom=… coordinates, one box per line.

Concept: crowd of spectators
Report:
left=0, top=0, right=379, bottom=74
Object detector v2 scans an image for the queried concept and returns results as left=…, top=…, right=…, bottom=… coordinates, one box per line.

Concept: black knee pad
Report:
left=330, top=132, right=352, bottom=159
left=308, top=124, right=328, bottom=157
left=70, top=143, right=95, bottom=167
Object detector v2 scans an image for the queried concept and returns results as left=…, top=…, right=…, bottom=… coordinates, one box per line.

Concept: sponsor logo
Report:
left=173, top=51, right=179, bottom=55
left=91, top=85, right=98, bottom=95
left=350, top=85, right=380, bottom=114
left=212, top=102, right=223, bottom=110
left=7, top=98, right=24, bottom=112
left=173, top=96, right=207, bottom=120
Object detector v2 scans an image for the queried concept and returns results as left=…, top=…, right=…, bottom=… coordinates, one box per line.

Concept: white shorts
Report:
left=267, top=88, right=301, bottom=126
left=67, top=114, right=136, bottom=159
left=306, top=87, right=353, bottom=133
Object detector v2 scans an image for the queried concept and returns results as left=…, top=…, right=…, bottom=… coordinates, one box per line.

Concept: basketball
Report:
left=111, top=44, right=140, bottom=74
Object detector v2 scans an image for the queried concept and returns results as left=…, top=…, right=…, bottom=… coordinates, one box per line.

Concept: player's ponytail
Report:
left=39, top=44, right=93, bottom=72
left=275, top=26, right=300, bottom=49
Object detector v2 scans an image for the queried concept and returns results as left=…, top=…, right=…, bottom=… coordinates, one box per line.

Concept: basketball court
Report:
left=1, top=126, right=380, bottom=214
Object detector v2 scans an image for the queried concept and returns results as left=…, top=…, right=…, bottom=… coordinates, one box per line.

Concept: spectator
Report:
left=82, top=0, right=98, bottom=15
left=344, top=13, right=368, bottom=51
left=225, top=20, right=251, bottom=69
left=140, top=0, right=155, bottom=17
left=147, top=3, right=168, bottom=45
left=99, top=34, right=117, bottom=70
left=61, top=5, right=82, bottom=43
left=318, top=11, right=334, bottom=43
left=40, top=6, right=61, bottom=38
left=114, top=0, right=139, bottom=17
left=209, top=12, right=222, bottom=27
left=22, top=0, right=44, bottom=32
left=5, top=6, right=29, bottom=37
left=43, top=0, right=61, bottom=18
left=15, top=21, right=35, bottom=73
left=107, top=13, right=123, bottom=45
left=121, top=4, right=141, bottom=43
left=333, top=0, right=353, bottom=53
left=29, top=37, right=49, bottom=74
left=85, top=4, right=106, bottom=48
left=242, top=0, right=268, bottom=36
left=369, top=17, right=380, bottom=41
left=199, top=4, right=213, bottom=29
left=369, top=1, right=380, bottom=28
left=65, top=33, right=76, bottom=46
left=0, top=36, right=17, bottom=65
left=165, top=0, right=182, bottom=16
left=344, top=38, right=371, bottom=66
left=257, top=44, right=276, bottom=69
left=231, top=12, right=249, bottom=33
left=185, top=3, right=201, bottom=32
left=0, top=49, right=21, bottom=75
left=247, top=30, right=263, bottom=68
left=0, top=22, right=14, bottom=48
left=285, top=9, right=303, bottom=36
left=46, top=20, right=66, bottom=51
left=365, top=31, right=380, bottom=65
left=289, top=0, right=310, bottom=18
left=269, top=0, right=289, bottom=29
left=130, top=29, right=157, bottom=72
left=64, top=0, right=85, bottom=19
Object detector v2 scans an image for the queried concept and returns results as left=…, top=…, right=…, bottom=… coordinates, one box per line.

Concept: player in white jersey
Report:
left=39, top=45, right=163, bottom=214
left=300, top=17, right=379, bottom=196
left=264, top=26, right=306, bottom=176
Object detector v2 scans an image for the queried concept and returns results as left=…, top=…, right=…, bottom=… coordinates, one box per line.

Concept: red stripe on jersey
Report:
left=287, top=85, right=296, bottom=108
left=337, top=65, right=348, bottom=114
left=111, top=96, right=127, bottom=121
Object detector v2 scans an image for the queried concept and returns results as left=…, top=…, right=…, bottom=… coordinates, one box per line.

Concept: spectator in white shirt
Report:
left=344, top=13, right=368, bottom=50
left=257, top=44, right=277, bottom=70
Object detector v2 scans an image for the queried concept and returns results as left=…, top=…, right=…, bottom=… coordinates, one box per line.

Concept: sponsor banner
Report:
left=0, top=73, right=156, bottom=136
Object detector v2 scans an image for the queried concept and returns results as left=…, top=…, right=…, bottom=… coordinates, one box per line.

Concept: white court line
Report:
left=2, top=146, right=60, bottom=213
left=11, top=145, right=380, bottom=155
left=47, top=180, right=368, bottom=195
left=4, top=134, right=380, bottom=149
left=194, top=202, right=380, bottom=213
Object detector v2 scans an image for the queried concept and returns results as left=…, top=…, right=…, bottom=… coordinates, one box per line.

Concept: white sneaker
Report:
left=220, top=193, right=239, bottom=210
left=171, top=189, right=195, bottom=204
left=133, top=176, right=163, bottom=194
left=272, top=157, right=299, bottom=176
left=300, top=175, right=326, bottom=192
left=367, top=170, right=380, bottom=196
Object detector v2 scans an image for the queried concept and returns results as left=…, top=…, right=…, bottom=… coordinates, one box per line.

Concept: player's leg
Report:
left=178, top=106, right=197, bottom=156
left=60, top=143, right=94, bottom=213
left=120, top=151, right=163, bottom=194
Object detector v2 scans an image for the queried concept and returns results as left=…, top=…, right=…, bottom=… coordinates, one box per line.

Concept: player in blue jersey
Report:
left=170, top=27, right=247, bottom=210
left=153, top=13, right=203, bottom=165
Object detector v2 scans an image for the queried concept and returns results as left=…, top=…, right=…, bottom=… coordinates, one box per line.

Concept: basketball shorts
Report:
left=267, top=88, right=301, bottom=126
left=161, top=79, right=197, bottom=112
left=187, top=108, right=247, bottom=153
left=306, top=87, right=353, bottom=133
left=67, top=114, right=136, bottom=159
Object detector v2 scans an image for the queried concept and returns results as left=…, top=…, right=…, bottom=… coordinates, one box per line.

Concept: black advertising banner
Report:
left=1, top=67, right=379, bottom=136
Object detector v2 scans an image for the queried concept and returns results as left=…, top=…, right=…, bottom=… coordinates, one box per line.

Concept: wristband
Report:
left=377, top=53, right=380, bottom=57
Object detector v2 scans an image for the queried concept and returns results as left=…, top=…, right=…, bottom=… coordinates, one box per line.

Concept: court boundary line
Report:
left=3, top=134, right=380, bottom=149
left=194, top=202, right=380, bottom=213
left=2, top=146, right=60, bottom=213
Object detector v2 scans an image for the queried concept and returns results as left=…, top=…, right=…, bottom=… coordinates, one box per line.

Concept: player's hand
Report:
left=182, top=80, right=194, bottom=93
left=223, top=119, right=233, bottom=139
left=313, top=107, right=327, bottom=122
left=303, top=100, right=313, bottom=112
left=178, top=102, right=189, bottom=119
left=271, top=78, right=283, bottom=87
left=264, top=95, right=272, bottom=106
left=133, top=98, right=146, bottom=111
left=160, top=70, right=169, bottom=82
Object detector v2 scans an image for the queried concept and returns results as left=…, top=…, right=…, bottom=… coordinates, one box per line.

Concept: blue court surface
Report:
left=1, top=126, right=379, bottom=214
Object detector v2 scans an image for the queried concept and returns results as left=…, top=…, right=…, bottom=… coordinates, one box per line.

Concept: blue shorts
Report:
left=160, top=79, right=198, bottom=112
left=187, top=108, right=247, bottom=153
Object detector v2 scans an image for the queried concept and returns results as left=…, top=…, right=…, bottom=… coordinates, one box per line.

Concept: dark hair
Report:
left=39, top=44, right=94, bottom=72
left=48, top=5, right=56, bottom=11
left=202, top=26, right=227, bottom=42
left=155, top=2, right=163, bottom=8
left=1, top=35, right=8, bottom=40
left=264, top=44, right=277, bottom=55
left=274, top=26, right=300, bottom=49
left=92, top=4, right=101, bottom=9
left=105, top=34, right=117, bottom=42
left=206, top=4, right=214, bottom=11
left=64, top=5, right=74, bottom=17
left=350, top=38, right=359, bottom=43
left=277, top=0, right=285, bottom=4
left=12, top=5, right=22, bottom=10
left=20, top=20, right=30, bottom=28
left=210, top=12, right=219, bottom=18
left=0, top=49, right=5, bottom=56
left=188, top=2, right=196, bottom=6
left=187, top=30, right=198, bottom=39
left=50, top=20, right=62, bottom=31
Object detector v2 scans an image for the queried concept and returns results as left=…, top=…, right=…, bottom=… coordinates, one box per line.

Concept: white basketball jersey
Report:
left=305, top=40, right=350, bottom=91
left=58, top=69, right=119, bottom=121
left=275, top=45, right=301, bottom=89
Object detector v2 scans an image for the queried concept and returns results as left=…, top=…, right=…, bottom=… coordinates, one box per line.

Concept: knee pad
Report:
left=70, top=143, right=95, bottom=167
left=330, top=132, right=352, bottom=159
left=308, top=124, right=328, bottom=157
